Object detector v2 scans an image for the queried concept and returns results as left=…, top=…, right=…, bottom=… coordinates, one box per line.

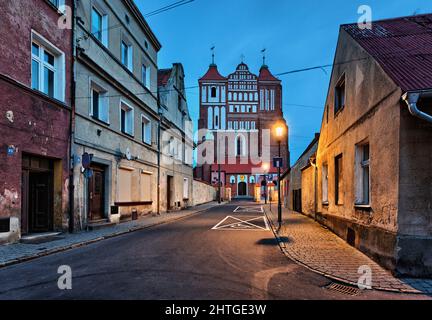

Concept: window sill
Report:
left=121, top=131, right=134, bottom=139
left=334, top=106, right=345, bottom=118
left=354, top=204, right=372, bottom=211
left=322, top=202, right=329, bottom=206
left=92, top=116, right=110, bottom=126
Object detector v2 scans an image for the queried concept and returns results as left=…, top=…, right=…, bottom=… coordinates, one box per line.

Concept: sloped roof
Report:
left=343, top=14, right=432, bottom=92
left=258, top=65, right=280, bottom=82
left=157, top=68, right=172, bottom=87
left=199, top=64, right=227, bottom=82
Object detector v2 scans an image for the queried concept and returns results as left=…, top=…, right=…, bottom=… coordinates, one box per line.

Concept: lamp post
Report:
left=275, top=124, right=285, bottom=228
left=262, top=162, right=270, bottom=204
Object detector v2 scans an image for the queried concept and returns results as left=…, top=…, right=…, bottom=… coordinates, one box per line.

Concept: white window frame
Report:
left=119, top=100, right=134, bottom=136
left=121, top=39, right=133, bottom=71
left=31, top=30, right=65, bottom=102
left=141, top=115, right=152, bottom=145
left=142, top=64, right=151, bottom=89
left=355, top=143, right=370, bottom=206
left=183, top=178, right=189, bottom=200
left=91, top=6, right=109, bottom=47
left=322, top=163, right=329, bottom=204
left=90, top=81, right=109, bottom=124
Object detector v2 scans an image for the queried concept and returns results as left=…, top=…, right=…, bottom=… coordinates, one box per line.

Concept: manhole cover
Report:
left=326, top=283, right=361, bottom=296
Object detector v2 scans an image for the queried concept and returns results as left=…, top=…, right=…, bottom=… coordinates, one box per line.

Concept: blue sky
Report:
left=135, top=0, right=432, bottom=165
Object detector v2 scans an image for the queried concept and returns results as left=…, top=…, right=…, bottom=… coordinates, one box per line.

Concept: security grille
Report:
left=326, top=283, right=361, bottom=296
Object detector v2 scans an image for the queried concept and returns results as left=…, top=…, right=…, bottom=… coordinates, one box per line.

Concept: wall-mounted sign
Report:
left=7, top=145, right=16, bottom=156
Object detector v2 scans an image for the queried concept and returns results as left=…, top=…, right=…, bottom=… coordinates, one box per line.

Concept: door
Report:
left=29, top=172, right=53, bottom=233
left=89, top=165, right=105, bottom=221
left=238, top=182, right=247, bottom=196
left=167, top=176, right=174, bottom=210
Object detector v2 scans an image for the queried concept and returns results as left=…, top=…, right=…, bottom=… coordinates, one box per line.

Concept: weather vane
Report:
left=211, top=45, right=215, bottom=65
left=241, top=54, right=245, bottom=63
left=261, top=48, right=266, bottom=65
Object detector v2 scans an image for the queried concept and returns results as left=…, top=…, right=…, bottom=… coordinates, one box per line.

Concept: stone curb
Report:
left=0, top=203, right=225, bottom=270
left=262, top=207, right=423, bottom=295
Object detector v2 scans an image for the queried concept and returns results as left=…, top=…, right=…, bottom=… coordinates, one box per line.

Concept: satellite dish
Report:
left=125, top=148, right=132, bottom=161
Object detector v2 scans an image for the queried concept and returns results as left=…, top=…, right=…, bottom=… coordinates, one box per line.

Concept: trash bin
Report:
left=132, top=209, right=138, bottom=221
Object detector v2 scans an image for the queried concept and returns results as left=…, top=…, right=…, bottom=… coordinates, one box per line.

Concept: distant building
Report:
left=282, top=134, right=320, bottom=216
left=157, top=63, right=194, bottom=210
left=195, top=61, right=289, bottom=199
left=316, top=14, right=432, bottom=277
left=73, top=0, right=162, bottom=227
left=0, top=0, right=73, bottom=244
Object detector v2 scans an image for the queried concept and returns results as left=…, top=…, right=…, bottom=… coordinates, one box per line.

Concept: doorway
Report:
left=88, top=164, right=105, bottom=221
left=238, top=182, right=247, bottom=196
left=167, top=175, right=174, bottom=211
left=22, top=155, right=54, bottom=234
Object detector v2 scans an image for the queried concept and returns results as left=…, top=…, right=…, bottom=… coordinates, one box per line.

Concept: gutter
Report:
left=402, top=91, right=432, bottom=124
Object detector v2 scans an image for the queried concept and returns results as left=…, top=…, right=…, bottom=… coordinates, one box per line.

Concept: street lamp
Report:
left=274, top=123, right=285, bottom=228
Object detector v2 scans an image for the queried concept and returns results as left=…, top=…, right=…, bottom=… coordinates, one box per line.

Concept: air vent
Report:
left=0, top=218, right=10, bottom=233
left=326, top=283, right=361, bottom=296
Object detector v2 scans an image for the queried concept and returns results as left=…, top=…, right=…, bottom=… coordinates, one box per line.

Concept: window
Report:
left=120, top=101, right=134, bottom=136
left=355, top=143, right=370, bottom=205
left=335, top=75, right=346, bottom=114
left=230, top=176, right=236, bottom=184
left=211, top=87, right=217, bottom=98
left=121, top=40, right=133, bottom=71
left=31, top=32, right=65, bottom=101
left=91, top=83, right=109, bottom=123
left=142, top=64, right=150, bottom=89
left=118, top=168, right=133, bottom=202
left=178, top=94, right=182, bottom=111
left=141, top=116, right=151, bottom=145
left=48, top=0, right=65, bottom=10
left=236, top=135, right=245, bottom=156
left=335, top=154, right=343, bottom=205
left=322, top=164, right=328, bottom=204
left=140, top=172, right=152, bottom=202
left=169, top=137, right=176, bottom=156
left=183, top=178, right=189, bottom=199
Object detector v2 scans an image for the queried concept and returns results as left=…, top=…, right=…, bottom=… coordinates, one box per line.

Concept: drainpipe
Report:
left=402, top=92, right=432, bottom=124
left=157, top=99, right=163, bottom=216
left=309, top=157, right=318, bottom=221
left=68, top=0, right=77, bottom=233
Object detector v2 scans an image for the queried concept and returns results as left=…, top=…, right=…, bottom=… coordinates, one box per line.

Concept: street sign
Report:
left=273, top=157, right=283, bottom=168
left=82, top=152, right=93, bottom=169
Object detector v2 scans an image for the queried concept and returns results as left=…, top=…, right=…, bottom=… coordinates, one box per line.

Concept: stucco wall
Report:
left=192, top=180, right=216, bottom=206
left=301, top=166, right=315, bottom=217
left=315, top=29, right=402, bottom=270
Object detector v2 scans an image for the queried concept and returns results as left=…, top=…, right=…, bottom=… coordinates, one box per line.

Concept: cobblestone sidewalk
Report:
left=264, top=205, right=432, bottom=294
left=0, top=201, right=223, bottom=268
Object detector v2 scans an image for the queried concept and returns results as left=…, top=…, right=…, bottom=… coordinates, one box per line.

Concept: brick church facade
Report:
left=194, top=61, right=289, bottom=199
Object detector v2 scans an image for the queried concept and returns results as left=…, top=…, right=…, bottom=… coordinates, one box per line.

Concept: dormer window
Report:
left=335, top=74, right=346, bottom=114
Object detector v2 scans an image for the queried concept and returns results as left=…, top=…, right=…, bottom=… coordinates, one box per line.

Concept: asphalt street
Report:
left=0, top=201, right=427, bottom=300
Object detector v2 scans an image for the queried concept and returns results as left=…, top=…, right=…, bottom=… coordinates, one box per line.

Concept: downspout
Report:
left=157, top=96, right=163, bottom=216
left=402, top=92, right=432, bottom=124
left=309, top=157, right=318, bottom=221
left=68, top=0, right=76, bottom=233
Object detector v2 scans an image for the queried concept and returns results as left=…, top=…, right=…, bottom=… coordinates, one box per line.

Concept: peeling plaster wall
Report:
left=316, top=29, right=402, bottom=270
left=0, top=0, right=72, bottom=243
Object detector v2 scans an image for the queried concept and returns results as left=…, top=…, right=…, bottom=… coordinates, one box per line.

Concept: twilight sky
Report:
left=135, top=0, right=432, bottom=165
